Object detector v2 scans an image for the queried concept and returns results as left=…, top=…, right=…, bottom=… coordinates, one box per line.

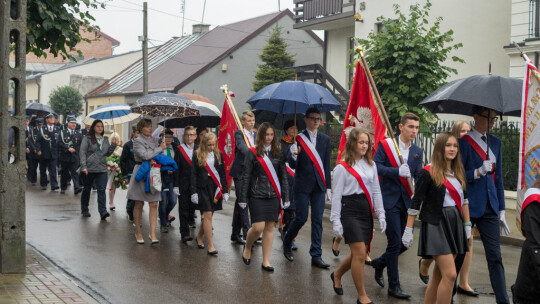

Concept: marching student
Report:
left=229, top=110, right=256, bottom=245
left=283, top=107, right=332, bottom=268
left=279, top=120, right=298, bottom=250
left=191, top=133, right=229, bottom=255
left=370, top=113, right=423, bottom=299
left=177, top=126, right=198, bottom=243
left=239, top=122, right=290, bottom=272
left=330, top=127, right=386, bottom=304
left=402, top=132, right=470, bottom=304
left=58, top=117, right=83, bottom=194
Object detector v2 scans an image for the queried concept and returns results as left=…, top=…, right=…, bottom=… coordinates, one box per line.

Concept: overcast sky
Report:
left=91, top=0, right=298, bottom=54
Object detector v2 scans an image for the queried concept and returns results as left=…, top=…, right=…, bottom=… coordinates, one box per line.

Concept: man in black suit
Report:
left=35, top=113, right=61, bottom=190
left=176, top=126, right=199, bottom=243
left=27, top=118, right=43, bottom=185
left=58, top=117, right=83, bottom=194
left=229, top=110, right=256, bottom=245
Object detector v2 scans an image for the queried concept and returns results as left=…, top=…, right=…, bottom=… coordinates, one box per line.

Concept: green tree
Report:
left=10, top=0, right=104, bottom=61
left=49, top=86, right=83, bottom=121
left=357, top=0, right=464, bottom=136
left=252, top=26, right=295, bottom=92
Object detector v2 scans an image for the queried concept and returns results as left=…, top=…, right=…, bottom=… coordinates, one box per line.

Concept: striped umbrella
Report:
left=83, top=104, right=141, bottom=126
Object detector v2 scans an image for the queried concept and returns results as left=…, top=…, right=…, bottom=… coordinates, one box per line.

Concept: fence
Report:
left=324, top=120, right=521, bottom=191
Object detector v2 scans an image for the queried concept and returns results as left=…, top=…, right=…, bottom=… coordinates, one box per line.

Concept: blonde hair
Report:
left=241, top=110, right=255, bottom=121
left=450, top=120, right=470, bottom=138
left=197, top=133, right=222, bottom=166
left=341, top=127, right=373, bottom=167
left=429, top=132, right=466, bottom=189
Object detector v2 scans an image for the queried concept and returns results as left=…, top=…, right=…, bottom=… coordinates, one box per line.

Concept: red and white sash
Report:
left=296, top=133, right=326, bottom=188
left=338, top=161, right=375, bottom=252
left=204, top=161, right=223, bottom=203
left=424, top=165, right=463, bottom=213
left=177, top=144, right=192, bottom=166
left=521, top=188, right=540, bottom=217
left=285, top=163, right=295, bottom=177
left=462, top=133, right=496, bottom=182
left=380, top=138, right=413, bottom=197
left=250, top=148, right=285, bottom=224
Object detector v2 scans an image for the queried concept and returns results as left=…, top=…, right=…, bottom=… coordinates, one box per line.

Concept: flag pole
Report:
left=221, top=85, right=252, bottom=149
left=356, top=45, right=414, bottom=194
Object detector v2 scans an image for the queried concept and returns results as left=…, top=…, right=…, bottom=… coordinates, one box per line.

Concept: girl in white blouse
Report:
left=330, top=127, right=386, bottom=304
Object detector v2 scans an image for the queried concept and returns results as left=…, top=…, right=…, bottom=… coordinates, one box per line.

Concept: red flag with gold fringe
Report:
left=218, top=99, right=237, bottom=188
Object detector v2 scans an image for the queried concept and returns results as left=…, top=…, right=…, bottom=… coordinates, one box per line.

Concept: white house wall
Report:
left=325, top=26, right=354, bottom=89
left=179, top=15, right=324, bottom=113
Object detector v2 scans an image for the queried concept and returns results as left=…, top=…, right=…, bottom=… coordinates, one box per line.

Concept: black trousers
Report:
left=39, top=158, right=58, bottom=188
left=60, top=161, right=80, bottom=190
left=232, top=177, right=250, bottom=238
left=178, top=189, right=194, bottom=238
left=27, top=158, right=39, bottom=183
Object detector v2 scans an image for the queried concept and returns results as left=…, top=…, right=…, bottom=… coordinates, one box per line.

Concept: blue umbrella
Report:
left=246, top=81, right=342, bottom=114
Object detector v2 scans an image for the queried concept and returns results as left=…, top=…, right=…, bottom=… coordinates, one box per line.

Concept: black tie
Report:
left=481, top=135, right=487, bottom=143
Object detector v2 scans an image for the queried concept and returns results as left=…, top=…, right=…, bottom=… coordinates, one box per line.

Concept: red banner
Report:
left=336, top=61, right=387, bottom=162
left=218, top=99, right=237, bottom=188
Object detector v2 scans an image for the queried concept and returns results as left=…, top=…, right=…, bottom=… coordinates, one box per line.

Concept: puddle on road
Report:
left=43, top=216, right=72, bottom=222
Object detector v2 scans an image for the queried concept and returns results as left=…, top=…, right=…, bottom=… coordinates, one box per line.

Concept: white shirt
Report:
left=442, top=173, right=464, bottom=207
left=47, top=124, right=54, bottom=132
left=330, top=158, right=385, bottom=223
left=306, top=129, right=317, bottom=147
left=469, top=127, right=495, bottom=179
left=182, top=143, right=194, bottom=160
left=263, top=145, right=271, bottom=154
left=398, top=136, right=410, bottom=164
left=244, top=129, right=255, bottom=147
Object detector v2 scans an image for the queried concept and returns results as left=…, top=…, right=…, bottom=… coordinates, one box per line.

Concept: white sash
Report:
left=350, top=162, right=373, bottom=198
left=384, top=138, right=402, bottom=166
left=179, top=143, right=193, bottom=160
left=298, top=133, right=325, bottom=180
left=207, top=161, right=222, bottom=199
left=463, top=132, right=497, bottom=163
left=524, top=188, right=540, bottom=203
left=263, top=153, right=281, bottom=198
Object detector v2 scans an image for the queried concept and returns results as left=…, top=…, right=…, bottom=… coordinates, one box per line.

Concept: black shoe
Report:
left=419, top=258, right=429, bottom=285
left=357, top=300, right=373, bottom=304
left=255, top=237, right=262, bottom=244
left=81, top=211, right=91, bottom=217
left=207, top=250, right=218, bottom=256
left=110, top=206, right=116, bottom=211
left=283, top=247, right=294, bottom=261
left=100, top=212, right=110, bottom=221
left=74, top=187, right=83, bottom=195
left=457, top=286, right=479, bottom=297
left=188, top=221, right=196, bottom=228
left=197, top=238, right=205, bottom=249
left=365, top=259, right=373, bottom=266
left=60, top=189, right=66, bottom=194
left=372, top=259, right=385, bottom=288
left=231, top=234, right=246, bottom=245
left=388, top=286, right=411, bottom=299
left=311, top=258, right=330, bottom=269
left=261, top=264, right=274, bottom=272
left=330, top=272, right=343, bottom=295
left=242, top=246, right=251, bottom=265
left=126, top=211, right=134, bottom=222
left=332, top=237, right=340, bottom=256
left=181, top=236, right=193, bottom=243
left=168, top=216, right=175, bottom=226
left=160, top=226, right=168, bottom=233
left=41, top=186, right=47, bottom=190
left=51, top=186, right=59, bottom=191
left=291, top=241, right=298, bottom=251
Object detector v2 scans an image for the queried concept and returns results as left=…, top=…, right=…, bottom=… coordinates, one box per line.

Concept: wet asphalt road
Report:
left=25, top=184, right=521, bottom=304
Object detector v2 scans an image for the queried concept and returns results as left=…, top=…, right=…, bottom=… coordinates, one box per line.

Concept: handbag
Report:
left=149, top=164, right=162, bottom=193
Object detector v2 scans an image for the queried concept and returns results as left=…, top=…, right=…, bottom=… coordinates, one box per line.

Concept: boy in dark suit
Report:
left=177, top=126, right=198, bottom=243
left=283, top=108, right=331, bottom=269
left=371, top=113, right=423, bottom=299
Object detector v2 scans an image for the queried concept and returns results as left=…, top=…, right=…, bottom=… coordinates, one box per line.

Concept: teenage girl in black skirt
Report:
left=239, top=122, right=290, bottom=271
left=402, top=132, right=471, bottom=304
left=330, top=128, right=386, bottom=304
left=190, top=133, right=228, bottom=256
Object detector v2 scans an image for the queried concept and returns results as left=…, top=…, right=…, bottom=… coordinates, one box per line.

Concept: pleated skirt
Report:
left=418, top=206, right=469, bottom=258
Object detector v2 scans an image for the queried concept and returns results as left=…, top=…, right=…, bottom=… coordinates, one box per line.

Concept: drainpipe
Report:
left=35, top=77, right=40, bottom=103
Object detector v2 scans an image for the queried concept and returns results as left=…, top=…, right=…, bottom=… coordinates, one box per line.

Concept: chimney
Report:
left=192, top=24, right=210, bottom=34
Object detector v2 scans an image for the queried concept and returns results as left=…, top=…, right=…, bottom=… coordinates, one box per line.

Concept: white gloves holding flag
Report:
left=332, top=221, right=343, bottom=239
left=289, top=144, right=298, bottom=161
left=478, top=160, right=494, bottom=176
left=238, top=202, right=247, bottom=209
left=402, top=226, right=414, bottom=248
left=191, top=194, right=198, bottom=204
left=223, top=193, right=229, bottom=202
left=281, top=201, right=290, bottom=209
left=499, top=210, right=511, bottom=235
left=173, top=187, right=180, bottom=196
left=399, top=164, right=411, bottom=178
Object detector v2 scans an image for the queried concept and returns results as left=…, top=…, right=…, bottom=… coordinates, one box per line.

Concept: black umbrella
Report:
left=26, top=103, right=55, bottom=115
left=158, top=106, right=221, bottom=128
left=253, top=110, right=306, bottom=131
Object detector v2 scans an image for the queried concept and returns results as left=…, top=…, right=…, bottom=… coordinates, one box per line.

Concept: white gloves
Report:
left=325, top=189, right=332, bottom=204
left=191, top=193, right=199, bottom=204
left=379, top=219, right=387, bottom=233
left=333, top=221, right=343, bottom=238
left=173, top=187, right=180, bottom=196
left=399, top=164, right=411, bottom=178
left=281, top=201, right=290, bottom=209
left=223, top=193, right=229, bottom=202
left=499, top=210, right=511, bottom=235
left=465, top=225, right=472, bottom=239
left=238, top=202, right=247, bottom=209
left=402, top=226, right=414, bottom=248
left=478, top=160, right=494, bottom=176
left=289, top=144, right=298, bottom=160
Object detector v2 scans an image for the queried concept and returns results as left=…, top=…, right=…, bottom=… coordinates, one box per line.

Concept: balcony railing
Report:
left=294, top=0, right=356, bottom=26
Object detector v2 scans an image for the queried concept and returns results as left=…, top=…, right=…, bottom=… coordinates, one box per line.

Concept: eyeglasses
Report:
left=477, top=113, right=498, bottom=122
left=306, top=116, right=321, bottom=122
left=185, top=134, right=197, bottom=137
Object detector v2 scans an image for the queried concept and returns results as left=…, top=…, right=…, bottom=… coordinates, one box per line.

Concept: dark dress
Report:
left=240, top=149, right=289, bottom=223
left=190, top=152, right=228, bottom=212
left=513, top=201, right=540, bottom=304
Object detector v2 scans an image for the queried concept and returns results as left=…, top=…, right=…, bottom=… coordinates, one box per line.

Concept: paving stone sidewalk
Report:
left=0, top=246, right=97, bottom=304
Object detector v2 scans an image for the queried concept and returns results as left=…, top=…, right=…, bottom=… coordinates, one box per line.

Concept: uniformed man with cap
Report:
left=35, top=113, right=61, bottom=190
left=58, top=117, right=83, bottom=194
left=27, top=117, right=43, bottom=185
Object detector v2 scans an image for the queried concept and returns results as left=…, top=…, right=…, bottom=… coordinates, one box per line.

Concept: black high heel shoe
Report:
left=419, top=258, right=429, bottom=284
left=196, top=237, right=205, bottom=249
left=242, top=246, right=251, bottom=265
left=332, top=237, right=340, bottom=257
left=330, top=272, right=343, bottom=295
left=261, top=264, right=274, bottom=272
left=357, top=299, right=373, bottom=304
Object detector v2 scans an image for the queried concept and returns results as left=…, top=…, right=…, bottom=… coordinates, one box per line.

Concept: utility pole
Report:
left=143, top=2, right=148, bottom=95
left=181, top=0, right=186, bottom=37
left=201, top=0, right=207, bottom=24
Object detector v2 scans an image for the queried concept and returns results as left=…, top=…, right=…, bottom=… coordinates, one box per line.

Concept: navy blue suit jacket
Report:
left=374, top=140, right=423, bottom=210
left=287, top=130, right=331, bottom=193
left=458, top=135, right=505, bottom=218
left=229, top=129, right=255, bottom=179
left=35, top=125, right=60, bottom=160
